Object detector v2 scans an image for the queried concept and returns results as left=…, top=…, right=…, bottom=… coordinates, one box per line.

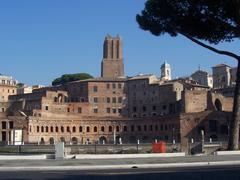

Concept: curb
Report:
left=0, top=155, right=46, bottom=160
left=70, top=153, right=186, bottom=159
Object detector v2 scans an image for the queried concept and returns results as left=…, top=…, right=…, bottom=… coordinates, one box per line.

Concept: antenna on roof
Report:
left=198, top=64, right=201, bottom=71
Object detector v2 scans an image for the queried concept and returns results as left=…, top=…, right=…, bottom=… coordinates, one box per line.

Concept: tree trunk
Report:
left=228, top=60, right=240, bottom=150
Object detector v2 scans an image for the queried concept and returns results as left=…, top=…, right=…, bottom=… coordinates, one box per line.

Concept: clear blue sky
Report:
left=0, top=0, right=239, bottom=86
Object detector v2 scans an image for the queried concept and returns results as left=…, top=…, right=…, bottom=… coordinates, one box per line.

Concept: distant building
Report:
left=191, top=69, right=213, bottom=88
left=0, top=75, right=17, bottom=103
left=17, top=85, right=32, bottom=94
left=161, top=62, right=171, bottom=81
left=212, top=64, right=231, bottom=89
left=17, top=85, right=45, bottom=95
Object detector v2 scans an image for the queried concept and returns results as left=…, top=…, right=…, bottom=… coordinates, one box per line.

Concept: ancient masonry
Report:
left=0, top=35, right=234, bottom=152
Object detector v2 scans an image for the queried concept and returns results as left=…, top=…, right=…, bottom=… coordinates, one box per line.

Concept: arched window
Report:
left=55, top=126, right=59, bottom=132
left=86, top=126, right=90, bottom=133
left=37, top=126, right=39, bottom=133
left=79, top=126, right=83, bottom=132
left=40, top=137, right=45, bottom=145
left=94, top=126, right=98, bottom=132
left=109, top=126, right=112, bottom=132
left=41, top=126, right=44, bottom=133
left=61, top=126, right=64, bottom=133
left=72, top=126, right=76, bottom=133
left=45, top=126, right=49, bottom=132
left=49, top=137, right=54, bottom=145
left=50, top=126, right=54, bottom=132
left=67, top=126, right=70, bottom=132
left=116, top=126, right=120, bottom=132
left=123, top=126, right=127, bottom=132
left=101, top=126, right=105, bottom=132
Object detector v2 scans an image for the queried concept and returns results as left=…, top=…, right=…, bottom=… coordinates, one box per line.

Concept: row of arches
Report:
left=32, top=123, right=176, bottom=134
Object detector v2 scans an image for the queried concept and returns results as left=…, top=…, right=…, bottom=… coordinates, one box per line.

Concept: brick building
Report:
left=0, top=35, right=234, bottom=152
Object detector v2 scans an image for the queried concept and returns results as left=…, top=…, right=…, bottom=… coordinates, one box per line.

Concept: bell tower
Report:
left=161, top=62, right=171, bottom=81
left=101, top=35, right=124, bottom=78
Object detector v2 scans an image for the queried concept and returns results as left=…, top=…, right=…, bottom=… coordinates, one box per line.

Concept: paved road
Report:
left=1, top=165, right=240, bottom=180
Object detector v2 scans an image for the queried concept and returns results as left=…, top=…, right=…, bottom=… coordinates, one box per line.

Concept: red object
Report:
left=152, top=141, right=166, bottom=153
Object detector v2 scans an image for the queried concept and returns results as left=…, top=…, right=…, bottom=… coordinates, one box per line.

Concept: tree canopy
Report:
left=52, top=73, right=93, bottom=86
left=137, top=0, right=240, bottom=60
left=137, top=0, right=240, bottom=150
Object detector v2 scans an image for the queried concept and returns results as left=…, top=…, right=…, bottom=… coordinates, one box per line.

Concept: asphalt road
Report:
left=1, top=165, right=240, bottom=180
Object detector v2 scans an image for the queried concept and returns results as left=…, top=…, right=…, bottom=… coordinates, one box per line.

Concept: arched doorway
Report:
left=40, top=137, right=45, bottom=145
left=60, top=137, right=65, bottom=143
left=215, top=99, right=222, bottom=111
left=49, top=137, right=54, bottom=145
left=99, top=136, right=107, bottom=144
left=71, top=137, right=78, bottom=145
left=116, top=136, right=121, bottom=144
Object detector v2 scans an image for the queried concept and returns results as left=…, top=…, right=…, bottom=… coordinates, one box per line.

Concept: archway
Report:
left=49, top=137, right=54, bottom=145
left=40, top=137, right=45, bottom=145
left=71, top=137, right=78, bottom=145
left=60, top=137, right=65, bottom=143
left=215, top=99, right=222, bottom=111
left=99, top=136, right=107, bottom=144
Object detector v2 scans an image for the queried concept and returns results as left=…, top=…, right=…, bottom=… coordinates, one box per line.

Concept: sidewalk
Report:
left=1, top=154, right=240, bottom=171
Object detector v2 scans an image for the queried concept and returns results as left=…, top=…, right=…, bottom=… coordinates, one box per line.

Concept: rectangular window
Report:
left=78, top=107, right=82, bottom=113
left=9, top=122, right=13, bottom=129
left=45, top=106, right=49, bottom=111
left=152, top=106, right=156, bottom=111
left=112, top=97, right=116, bottom=103
left=131, top=125, right=134, bottom=132
left=107, top=108, right=111, bottom=113
left=118, top=97, right=122, bottom=103
left=93, top=86, right=98, bottom=92
left=118, top=108, right=122, bottom=114
left=94, top=97, right=98, bottom=103
left=2, top=122, right=6, bottom=129
left=112, top=83, right=116, bottom=89
left=112, top=108, right=117, bottom=113
left=107, top=97, right=111, bottom=103
left=133, top=107, right=137, bottom=113
left=163, top=105, right=167, bottom=110
left=144, top=125, right=147, bottom=131
left=143, top=106, right=146, bottom=112
left=94, top=108, right=98, bottom=113
left=107, top=83, right=110, bottom=89
left=118, top=83, right=122, bottom=89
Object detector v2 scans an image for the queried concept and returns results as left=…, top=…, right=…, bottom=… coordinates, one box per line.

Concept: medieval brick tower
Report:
left=101, top=35, right=124, bottom=79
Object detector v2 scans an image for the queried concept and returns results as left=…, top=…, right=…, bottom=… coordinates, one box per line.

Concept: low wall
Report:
left=0, top=143, right=181, bottom=155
